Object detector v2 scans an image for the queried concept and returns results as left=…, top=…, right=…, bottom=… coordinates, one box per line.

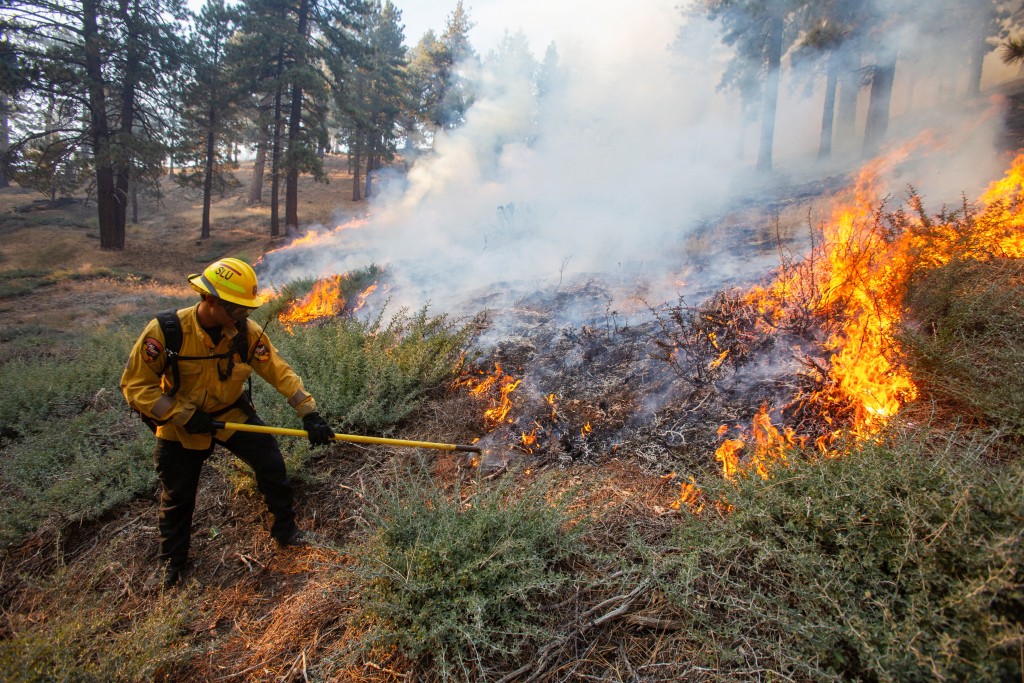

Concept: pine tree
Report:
left=175, top=0, right=244, bottom=240
left=233, top=0, right=364, bottom=235
left=407, top=0, right=477, bottom=140
left=697, top=0, right=796, bottom=172
left=4, top=0, right=186, bottom=249
left=789, top=1, right=872, bottom=160
left=336, top=0, right=407, bottom=200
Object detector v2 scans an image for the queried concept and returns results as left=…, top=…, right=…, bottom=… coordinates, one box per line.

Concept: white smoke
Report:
left=260, top=1, right=1014, bottom=319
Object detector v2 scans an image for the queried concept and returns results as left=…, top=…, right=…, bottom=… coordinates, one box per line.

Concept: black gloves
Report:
left=183, top=410, right=217, bottom=434
left=302, top=412, right=335, bottom=446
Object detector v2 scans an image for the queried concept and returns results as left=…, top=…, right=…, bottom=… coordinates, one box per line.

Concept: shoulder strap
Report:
left=155, top=309, right=184, bottom=396
left=156, top=309, right=183, bottom=354
left=234, top=318, right=250, bottom=361
left=154, top=312, right=251, bottom=398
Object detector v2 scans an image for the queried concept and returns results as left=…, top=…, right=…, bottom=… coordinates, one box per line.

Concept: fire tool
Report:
left=211, top=421, right=483, bottom=453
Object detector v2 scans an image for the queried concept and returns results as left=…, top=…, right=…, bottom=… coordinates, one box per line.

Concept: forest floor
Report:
left=0, top=154, right=681, bottom=681
left=0, top=155, right=363, bottom=354
left=4, top=107, right=1022, bottom=678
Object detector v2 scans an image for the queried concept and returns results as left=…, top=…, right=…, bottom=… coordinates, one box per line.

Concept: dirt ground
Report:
left=0, top=155, right=365, bottom=350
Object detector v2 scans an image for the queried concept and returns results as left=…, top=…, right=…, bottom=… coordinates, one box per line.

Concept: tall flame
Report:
left=713, top=149, right=1024, bottom=480
left=259, top=217, right=370, bottom=260
left=281, top=275, right=346, bottom=330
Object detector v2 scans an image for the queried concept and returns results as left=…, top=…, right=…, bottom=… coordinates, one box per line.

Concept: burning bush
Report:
left=260, top=264, right=384, bottom=330
left=656, top=151, right=1024, bottom=481
left=347, top=467, right=584, bottom=679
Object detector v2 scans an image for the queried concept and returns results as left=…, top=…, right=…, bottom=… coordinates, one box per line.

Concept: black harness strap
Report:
left=156, top=310, right=249, bottom=397
left=136, top=311, right=252, bottom=433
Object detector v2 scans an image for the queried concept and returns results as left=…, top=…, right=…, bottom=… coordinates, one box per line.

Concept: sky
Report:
left=396, top=0, right=679, bottom=56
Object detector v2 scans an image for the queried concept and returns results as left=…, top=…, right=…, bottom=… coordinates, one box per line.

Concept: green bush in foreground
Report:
left=0, top=327, right=155, bottom=546
left=662, top=428, right=1024, bottom=681
left=349, top=468, right=583, bottom=680
left=0, top=410, right=153, bottom=545
left=0, top=328, right=139, bottom=431
left=257, top=305, right=472, bottom=439
left=901, top=257, right=1024, bottom=435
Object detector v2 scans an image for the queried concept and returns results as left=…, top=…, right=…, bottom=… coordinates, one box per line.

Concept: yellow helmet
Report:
left=188, top=257, right=264, bottom=307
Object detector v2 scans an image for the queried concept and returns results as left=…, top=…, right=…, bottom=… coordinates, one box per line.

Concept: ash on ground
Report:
left=458, top=273, right=818, bottom=478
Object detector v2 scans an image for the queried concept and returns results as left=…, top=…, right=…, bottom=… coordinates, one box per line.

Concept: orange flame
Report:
left=459, top=363, right=522, bottom=428
left=716, top=148, right=1024, bottom=479
left=354, top=283, right=378, bottom=311
left=281, top=275, right=345, bottom=330
left=259, top=218, right=370, bottom=261
left=674, top=478, right=705, bottom=514
left=278, top=276, right=379, bottom=332
left=520, top=428, right=538, bottom=454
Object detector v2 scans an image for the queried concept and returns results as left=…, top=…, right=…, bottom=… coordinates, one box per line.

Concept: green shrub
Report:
left=660, top=428, right=1024, bottom=681
left=253, top=305, right=472, bottom=462
left=0, top=327, right=155, bottom=545
left=0, top=268, right=153, bottom=300
left=901, top=258, right=1024, bottom=435
left=1, top=410, right=153, bottom=545
left=349, top=467, right=584, bottom=680
left=0, top=327, right=140, bottom=430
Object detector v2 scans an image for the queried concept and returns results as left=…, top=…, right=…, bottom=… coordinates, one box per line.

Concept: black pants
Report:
left=153, top=417, right=298, bottom=568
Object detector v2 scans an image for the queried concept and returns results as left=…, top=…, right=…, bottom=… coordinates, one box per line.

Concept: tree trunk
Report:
left=284, top=0, right=310, bottom=237
left=351, top=140, right=362, bottom=201
left=757, top=14, right=783, bottom=173
left=818, top=53, right=839, bottom=161
left=201, top=103, right=217, bottom=240
left=130, top=180, right=138, bottom=224
left=248, top=132, right=267, bottom=205
left=114, top=0, right=142, bottom=248
left=284, top=84, right=302, bottom=236
left=369, top=148, right=382, bottom=197
left=836, top=61, right=860, bottom=145
left=863, top=56, right=896, bottom=156
left=269, top=45, right=286, bottom=237
left=83, top=0, right=120, bottom=249
left=0, top=97, right=8, bottom=188
left=270, top=73, right=284, bottom=237
left=966, top=37, right=986, bottom=97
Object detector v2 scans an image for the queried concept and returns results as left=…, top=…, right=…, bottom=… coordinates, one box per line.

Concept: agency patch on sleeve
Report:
left=253, top=342, right=271, bottom=363
left=143, top=337, right=164, bottom=362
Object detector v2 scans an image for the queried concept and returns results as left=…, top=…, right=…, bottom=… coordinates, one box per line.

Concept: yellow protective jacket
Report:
left=121, top=305, right=317, bottom=449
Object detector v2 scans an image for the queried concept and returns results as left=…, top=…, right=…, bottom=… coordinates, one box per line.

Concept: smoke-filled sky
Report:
left=260, top=0, right=1021, bottom=320
left=398, top=0, right=679, bottom=56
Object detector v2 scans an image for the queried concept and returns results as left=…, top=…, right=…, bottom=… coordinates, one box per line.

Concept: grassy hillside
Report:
left=0, top=158, right=1021, bottom=682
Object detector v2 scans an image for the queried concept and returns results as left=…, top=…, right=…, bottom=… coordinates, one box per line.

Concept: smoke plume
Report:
left=259, top=0, right=1014, bottom=321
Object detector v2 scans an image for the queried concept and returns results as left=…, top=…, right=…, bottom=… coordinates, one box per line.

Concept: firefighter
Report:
left=121, top=257, right=335, bottom=589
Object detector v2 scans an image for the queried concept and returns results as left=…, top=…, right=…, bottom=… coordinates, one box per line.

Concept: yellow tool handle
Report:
left=213, top=421, right=483, bottom=453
